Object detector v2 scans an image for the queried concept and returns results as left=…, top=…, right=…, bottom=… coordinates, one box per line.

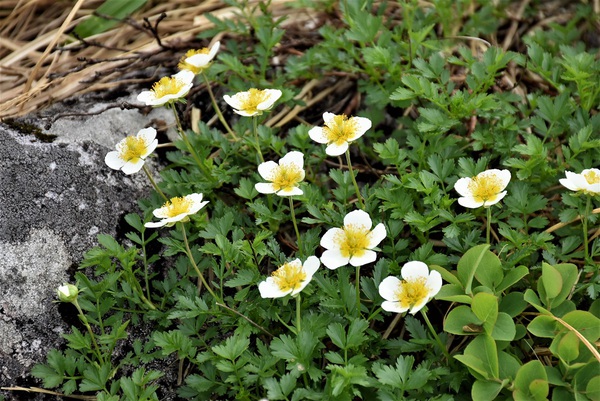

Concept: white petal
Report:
left=382, top=300, right=409, bottom=314
left=233, top=109, right=258, bottom=117
left=308, top=127, right=329, bottom=144
left=322, top=112, right=336, bottom=125
left=343, top=210, right=372, bottom=230
left=379, top=276, right=401, bottom=301
left=105, top=151, right=125, bottom=170
left=257, top=161, right=279, bottom=181
left=259, top=279, right=289, bottom=298
left=349, top=250, right=377, bottom=267
left=187, top=200, right=209, bottom=215
left=495, top=169, right=511, bottom=190
left=280, top=151, right=304, bottom=169
left=453, top=177, right=473, bottom=197
left=153, top=205, right=170, bottom=218
left=458, top=196, right=483, bottom=209
left=137, top=127, right=157, bottom=142
left=302, top=256, right=320, bottom=277
left=145, top=220, right=166, bottom=228
left=408, top=298, right=428, bottom=315
left=350, top=116, right=372, bottom=137
left=137, top=90, right=156, bottom=105
left=320, top=227, right=344, bottom=250
left=173, top=70, right=195, bottom=85
left=325, top=142, right=348, bottom=156
left=320, top=249, right=349, bottom=270
left=256, top=89, right=282, bottom=110
left=255, top=183, right=277, bottom=194
left=367, top=223, right=386, bottom=248
left=121, top=159, right=145, bottom=175
left=276, top=187, right=303, bottom=196
left=223, top=94, right=243, bottom=110
left=483, top=191, right=506, bottom=207
left=426, top=270, right=443, bottom=298
left=400, top=261, right=429, bottom=281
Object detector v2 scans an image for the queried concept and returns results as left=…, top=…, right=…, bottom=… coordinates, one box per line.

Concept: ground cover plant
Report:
left=2, top=0, right=599, bottom=400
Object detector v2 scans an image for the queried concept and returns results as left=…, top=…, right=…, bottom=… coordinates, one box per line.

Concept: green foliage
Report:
left=31, top=0, right=600, bottom=400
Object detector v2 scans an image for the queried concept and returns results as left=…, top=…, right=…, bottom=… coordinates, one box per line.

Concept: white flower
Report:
left=137, top=70, right=195, bottom=106
left=145, top=193, right=208, bottom=228
left=255, top=151, right=305, bottom=196
left=559, top=168, right=600, bottom=195
left=308, top=112, right=372, bottom=156
left=379, top=261, right=442, bottom=315
left=454, top=169, right=511, bottom=208
left=179, top=41, right=220, bottom=74
left=258, top=256, right=320, bottom=298
left=57, top=283, right=79, bottom=303
left=320, top=210, right=386, bottom=269
left=223, top=88, right=282, bottom=116
left=104, top=127, right=158, bottom=175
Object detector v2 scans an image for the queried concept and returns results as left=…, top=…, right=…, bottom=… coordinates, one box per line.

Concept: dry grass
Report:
left=0, top=0, right=308, bottom=119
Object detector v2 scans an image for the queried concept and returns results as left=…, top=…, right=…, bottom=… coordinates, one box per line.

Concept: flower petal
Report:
left=257, top=161, right=279, bottom=181
left=145, top=220, right=167, bottom=228
left=427, top=270, right=443, bottom=298
left=400, top=261, right=429, bottom=281
left=302, top=256, right=321, bottom=277
left=349, top=249, right=377, bottom=267
left=256, top=89, right=282, bottom=110
left=320, top=227, right=344, bottom=250
left=105, top=151, right=125, bottom=170
left=343, top=210, right=372, bottom=230
left=308, top=127, right=329, bottom=144
left=277, top=187, right=303, bottom=196
left=378, top=276, right=401, bottom=301
left=255, top=183, right=277, bottom=194
left=367, top=223, right=386, bottom=249
left=259, top=279, right=290, bottom=298
left=458, top=196, right=484, bottom=209
left=325, top=142, right=348, bottom=156
left=321, top=249, right=349, bottom=270
left=381, top=300, right=409, bottom=314
left=121, top=159, right=145, bottom=175
left=453, top=177, right=473, bottom=197
left=280, top=151, right=304, bottom=168
left=347, top=116, right=372, bottom=140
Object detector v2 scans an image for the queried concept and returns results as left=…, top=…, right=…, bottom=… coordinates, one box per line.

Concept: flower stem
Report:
left=289, top=197, right=302, bottom=253
left=142, top=165, right=168, bottom=201
left=73, top=300, right=104, bottom=364
left=179, top=222, right=221, bottom=302
left=296, top=294, right=302, bottom=333
left=486, top=206, right=492, bottom=244
left=355, top=264, right=362, bottom=317
left=201, top=72, right=238, bottom=140
left=345, top=148, right=365, bottom=210
left=420, top=307, right=452, bottom=362
left=583, top=195, right=591, bottom=264
left=253, top=116, right=265, bottom=163
left=169, top=103, right=214, bottom=182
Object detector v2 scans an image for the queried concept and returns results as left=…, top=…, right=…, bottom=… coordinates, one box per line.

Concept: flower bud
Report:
left=57, top=283, right=79, bottom=303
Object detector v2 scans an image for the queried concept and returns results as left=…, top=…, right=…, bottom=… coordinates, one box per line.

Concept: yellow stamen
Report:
left=323, top=114, right=359, bottom=145
left=119, top=136, right=147, bottom=162
left=272, top=262, right=306, bottom=292
left=395, top=278, right=429, bottom=309
left=334, top=224, right=371, bottom=258
left=271, top=163, right=303, bottom=192
left=238, top=88, right=269, bottom=114
left=583, top=170, right=600, bottom=185
left=152, top=76, right=186, bottom=98
left=468, top=173, right=503, bottom=204
left=163, top=197, right=193, bottom=218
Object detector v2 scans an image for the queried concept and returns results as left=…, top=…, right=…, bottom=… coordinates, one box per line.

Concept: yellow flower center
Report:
left=583, top=170, right=600, bottom=185
left=152, top=76, right=186, bottom=99
left=468, top=174, right=503, bottom=204
left=120, top=136, right=147, bottom=162
left=322, top=114, right=359, bottom=146
left=394, top=277, right=429, bottom=309
left=272, top=262, right=306, bottom=292
left=178, top=48, right=212, bottom=73
left=271, top=163, right=303, bottom=192
left=335, top=224, right=371, bottom=258
left=163, top=197, right=193, bottom=218
left=238, top=88, right=269, bottom=114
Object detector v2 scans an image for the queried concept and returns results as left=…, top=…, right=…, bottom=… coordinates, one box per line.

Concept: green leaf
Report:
left=455, top=334, right=499, bottom=379
left=472, top=380, right=504, bottom=401
left=457, top=244, right=491, bottom=294
left=540, top=262, right=563, bottom=302
left=491, top=313, right=517, bottom=341
left=74, top=0, right=148, bottom=38
left=212, top=333, right=249, bottom=361
left=445, top=305, right=483, bottom=335
left=471, top=292, right=498, bottom=334
left=496, top=265, right=529, bottom=293
left=513, top=360, right=548, bottom=401
left=527, top=315, right=557, bottom=338
left=473, top=250, right=503, bottom=291
left=80, top=364, right=112, bottom=392
left=346, top=319, right=369, bottom=349
left=561, top=310, right=600, bottom=343
left=556, top=330, right=580, bottom=363
left=436, top=284, right=472, bottom=304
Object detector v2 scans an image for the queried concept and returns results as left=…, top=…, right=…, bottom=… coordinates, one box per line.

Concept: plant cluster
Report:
left=29, top=0, right=599, bottom=400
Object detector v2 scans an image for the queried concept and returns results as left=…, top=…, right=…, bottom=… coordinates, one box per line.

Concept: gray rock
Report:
left=0, top=91, right=172, bottom=400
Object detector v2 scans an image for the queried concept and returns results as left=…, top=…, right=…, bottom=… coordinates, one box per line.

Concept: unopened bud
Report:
left=57, top=283, right=79, bottom=303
